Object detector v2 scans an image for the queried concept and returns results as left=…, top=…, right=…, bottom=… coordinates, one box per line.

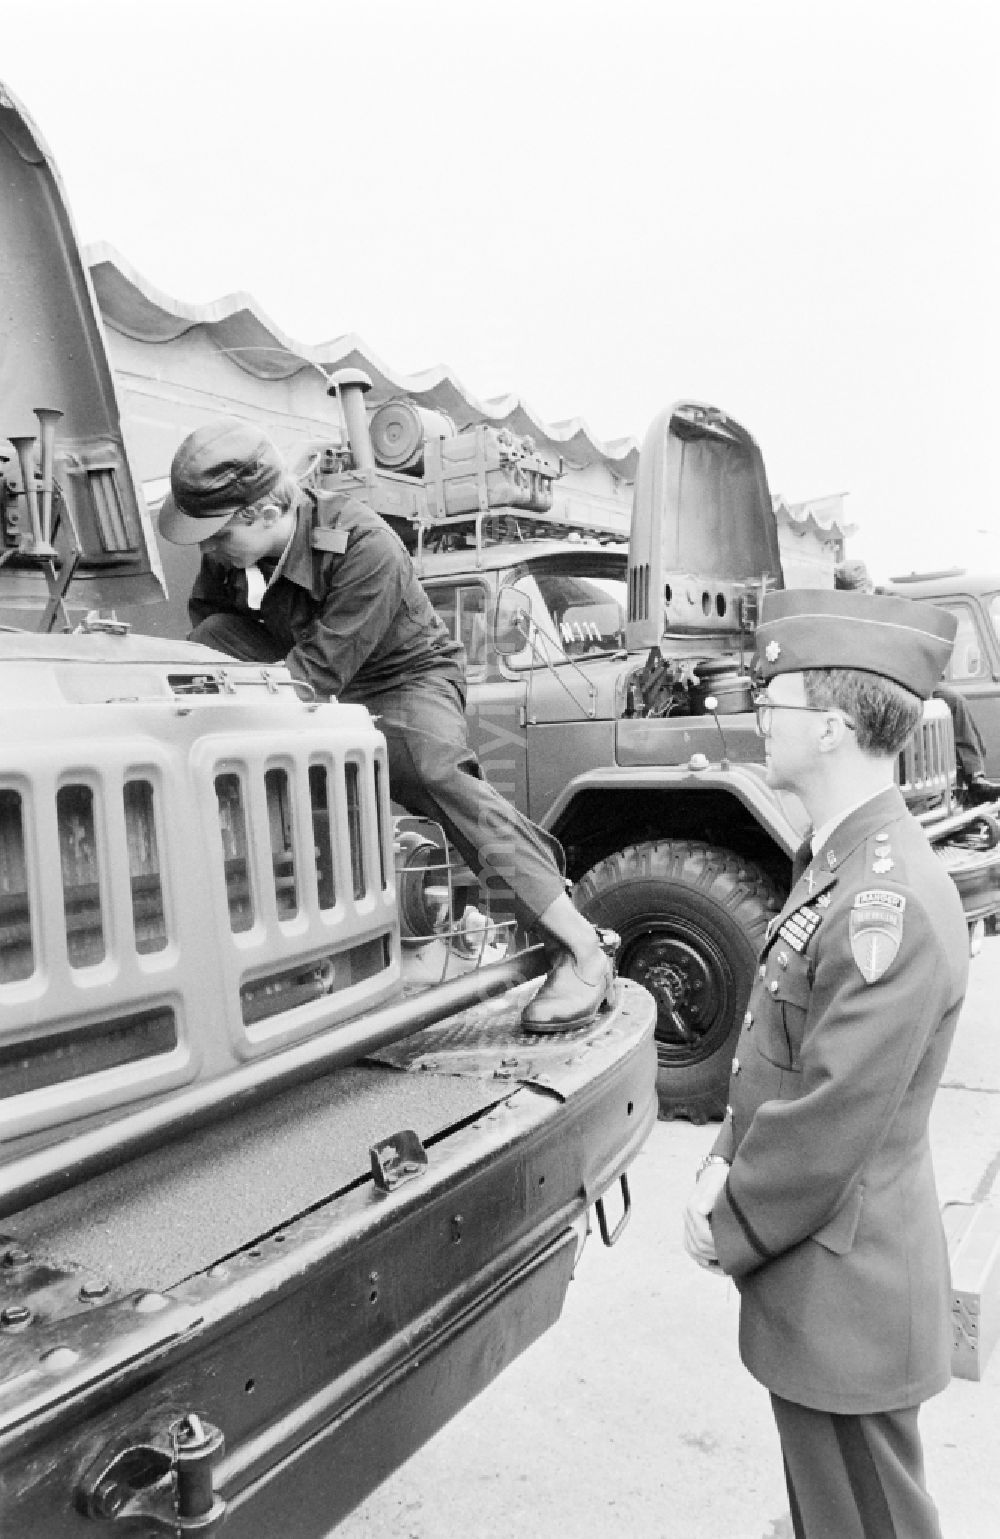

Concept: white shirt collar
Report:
left=243, top=524, right=297, bottom=612
left=810, top=788, right=886, bottom=856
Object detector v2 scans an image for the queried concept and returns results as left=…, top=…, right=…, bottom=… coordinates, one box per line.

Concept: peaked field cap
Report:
left=159, top=417, right=285, bottom=545
left=755, top=588, right=958, bottom=699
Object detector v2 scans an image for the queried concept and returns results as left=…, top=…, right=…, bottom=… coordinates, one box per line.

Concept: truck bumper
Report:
left=0, top=983, right=655, bottom=1535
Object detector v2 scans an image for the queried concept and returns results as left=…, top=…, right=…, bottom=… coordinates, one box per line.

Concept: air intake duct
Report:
left=370, top=401, right=455, bottom=475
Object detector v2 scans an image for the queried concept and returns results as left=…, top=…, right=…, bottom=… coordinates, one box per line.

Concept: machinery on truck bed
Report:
left=0, top=82, right=657, bottom=1537
left=250, top=380, right=1000, bottom=1126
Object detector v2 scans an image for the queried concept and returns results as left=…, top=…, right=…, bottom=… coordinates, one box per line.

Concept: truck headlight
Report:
left=395, top=827, right=451, bottom=941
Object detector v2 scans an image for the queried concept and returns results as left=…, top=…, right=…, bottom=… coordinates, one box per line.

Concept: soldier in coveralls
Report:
left=683, top=588, right=963, bottom=1539
left=159, top=418, right=613, bottom=1033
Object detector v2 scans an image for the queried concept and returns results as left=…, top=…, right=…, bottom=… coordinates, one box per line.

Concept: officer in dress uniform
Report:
left=683, top=588, right=964, bottom=1539
left=157, top=418, right=614, bottom=1032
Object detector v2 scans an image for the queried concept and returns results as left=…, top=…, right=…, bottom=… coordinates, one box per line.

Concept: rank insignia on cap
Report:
left=849, top=889, right=906, bottom=983
left=765, top=641, right=781, bottom=662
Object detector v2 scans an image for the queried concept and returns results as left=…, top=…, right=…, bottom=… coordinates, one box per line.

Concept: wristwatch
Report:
left=696, top=1153, right=730, bottom=1179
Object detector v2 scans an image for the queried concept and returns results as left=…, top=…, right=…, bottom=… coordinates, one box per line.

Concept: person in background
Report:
left=158, top=417, right=613, bottom=1033
left=683, top=587, right=963, bottom=1539
left=934, top=683, right=1000, bottom=803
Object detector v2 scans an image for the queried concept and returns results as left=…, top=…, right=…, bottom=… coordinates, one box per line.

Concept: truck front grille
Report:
left=899, top=701, right=956, bottom=803
left=1, top=709, right=397, bottom=1144
left=240, top=937, right=392, bottom=1026
left=0, top=1006, right=177, bottom=1098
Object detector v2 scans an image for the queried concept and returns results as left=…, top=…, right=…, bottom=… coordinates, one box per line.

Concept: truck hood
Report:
left=0, top=82, right=165, bottom=614
left=626, top=402, right=783, bottom=649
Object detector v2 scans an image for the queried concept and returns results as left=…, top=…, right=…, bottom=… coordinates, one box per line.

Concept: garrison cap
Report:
left=159, top=418, right=285, bottom=545
left=755, top=588, right=957, bottom=700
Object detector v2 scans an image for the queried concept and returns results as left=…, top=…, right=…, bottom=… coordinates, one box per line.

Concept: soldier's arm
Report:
left=285, top=524, right=406, bottom=699
left=188, top=555, right=244, bottom=629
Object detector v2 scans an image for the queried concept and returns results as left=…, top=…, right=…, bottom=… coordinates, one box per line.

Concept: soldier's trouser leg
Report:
left=770, top=1394, right=943, bottom=1539
left=366, top=677, right=567, bottom=928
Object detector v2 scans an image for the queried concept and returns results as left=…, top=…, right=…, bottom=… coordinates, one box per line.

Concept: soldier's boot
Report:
left=521, top=951, right=615, bottom=1034
left=967, top=772, right=1000, bottom=804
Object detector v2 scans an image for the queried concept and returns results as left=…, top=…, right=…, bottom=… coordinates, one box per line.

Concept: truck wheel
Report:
left=574, top=841, right=783, bottom=1123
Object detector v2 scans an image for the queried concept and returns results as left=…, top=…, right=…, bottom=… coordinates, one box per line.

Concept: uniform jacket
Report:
left=709, top=785, right=969, bottom=1414
left=188, top=488, right=465, bottom=703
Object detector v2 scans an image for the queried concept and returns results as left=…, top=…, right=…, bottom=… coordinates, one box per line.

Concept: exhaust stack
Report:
left=327, top=368, right=375, bottom=471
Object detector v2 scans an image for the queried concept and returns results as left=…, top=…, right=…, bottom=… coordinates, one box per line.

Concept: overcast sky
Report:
left=4, top=0, right=998, bottom=579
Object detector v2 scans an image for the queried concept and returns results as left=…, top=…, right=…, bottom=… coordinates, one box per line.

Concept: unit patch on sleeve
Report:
left=849, top=889, right=906, bottom=983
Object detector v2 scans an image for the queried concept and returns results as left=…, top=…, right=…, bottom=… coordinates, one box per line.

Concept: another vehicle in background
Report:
left=884, top=570, right=1000, bottom=785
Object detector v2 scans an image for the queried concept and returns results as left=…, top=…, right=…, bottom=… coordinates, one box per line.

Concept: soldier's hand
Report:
left=682, top=1161, right=729, bottom=1272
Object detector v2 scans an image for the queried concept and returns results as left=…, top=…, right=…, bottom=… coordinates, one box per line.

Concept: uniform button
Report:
left=769, top=980, right=780, bottom=995
left=777, top=951, right=789, bottom=969
left=743, top=1009, right=753, bottom=1028
left=725, top=1105, right=733, bottom=1119
left=732, top=1058, right=741, bottom=1075
left=759, top=965, right=766, bottom=980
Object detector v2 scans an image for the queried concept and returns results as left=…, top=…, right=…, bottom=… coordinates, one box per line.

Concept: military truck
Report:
left=884, top=568, right=1000, bottom=782
left=248, top=385, right=998, bottom=1128
left=0, top=82, right=658, bottom=1537
left=98, top=350, right=1000, bottom=1128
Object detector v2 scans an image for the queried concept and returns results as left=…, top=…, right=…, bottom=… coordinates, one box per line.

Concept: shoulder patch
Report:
left=849, top=890, right=906, bottom=983
left=311, top=527, right=350, bottom=555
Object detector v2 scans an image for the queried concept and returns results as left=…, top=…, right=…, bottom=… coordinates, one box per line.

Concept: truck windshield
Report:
left=503, top=562, right=628, bottom=670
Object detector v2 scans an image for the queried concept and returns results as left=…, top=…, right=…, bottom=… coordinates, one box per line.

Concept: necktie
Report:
left=790, top=837, right=813, bottom=888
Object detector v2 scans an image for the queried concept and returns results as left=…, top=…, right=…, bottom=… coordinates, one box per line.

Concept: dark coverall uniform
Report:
left=187, top=486, right=566, bottom=927
left=708, top=784, right=968, bottom=1539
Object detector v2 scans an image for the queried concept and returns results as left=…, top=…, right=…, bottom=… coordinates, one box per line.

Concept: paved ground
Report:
left=345, top=940, right=1000, bottom=1538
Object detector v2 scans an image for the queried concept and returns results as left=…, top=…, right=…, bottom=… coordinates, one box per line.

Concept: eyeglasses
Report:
left=751, top=693, right=856, bottom=737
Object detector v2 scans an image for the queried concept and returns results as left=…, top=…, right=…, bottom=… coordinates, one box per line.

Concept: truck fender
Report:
left=539, top=763, right=807, bottom=859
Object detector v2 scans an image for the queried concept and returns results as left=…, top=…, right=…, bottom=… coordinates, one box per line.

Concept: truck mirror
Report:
left=494, top=588, right=532, bottom=657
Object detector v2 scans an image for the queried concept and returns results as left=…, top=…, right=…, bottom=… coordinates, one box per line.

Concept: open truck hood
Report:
left=625, top=401, right=783, bottom=650
left=0, top=82, right=165, bottom=616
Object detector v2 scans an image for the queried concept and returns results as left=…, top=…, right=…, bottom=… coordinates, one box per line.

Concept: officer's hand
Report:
left=682, top=1161, right=729, bottom=1272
